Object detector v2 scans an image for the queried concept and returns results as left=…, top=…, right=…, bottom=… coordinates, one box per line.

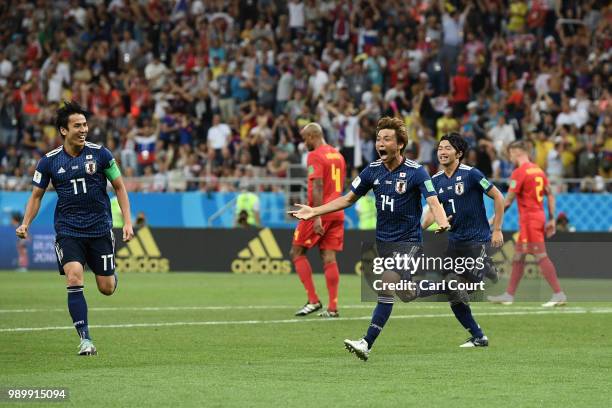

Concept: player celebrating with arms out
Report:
left=290, top=117, right=450, bottom=361
left=487, top=141, right=567, bottom=307
left=292, top=123, right=346, bottom=318
left=423, top=133, right=505, bottom=347
left=15, top=101, right=134, bottom=356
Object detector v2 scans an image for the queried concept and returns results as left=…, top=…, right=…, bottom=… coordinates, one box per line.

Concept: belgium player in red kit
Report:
left=488, top=141, right=567, bottom=307
left=292, top=123, right=346, bottom=317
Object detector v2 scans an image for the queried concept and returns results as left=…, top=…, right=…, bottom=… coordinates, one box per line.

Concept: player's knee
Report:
left=378, top=289, right=395, bottom=299
left=290, top=246, right=305, bottom=261
left=66, top=276, right=82, bottom=287
left=320, top=250, right=336, bottom=265
left=96, top=278, right=116, bottom=296
left=534, top=253, right=548, bottom=262
left=397, top=289, right=418, bottom=303
left=64, top=267, right=84, bottom=287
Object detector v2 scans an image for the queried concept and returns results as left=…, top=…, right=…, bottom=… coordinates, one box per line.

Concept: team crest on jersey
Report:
left=395, top=179, right=407, bottom=194
left=455, top=182, right=465, bottom=195
left=85, top=160, right=97, bottom=175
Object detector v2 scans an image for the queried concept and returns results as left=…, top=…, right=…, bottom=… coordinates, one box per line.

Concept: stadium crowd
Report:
left=0, top=0, right=610, bottom=192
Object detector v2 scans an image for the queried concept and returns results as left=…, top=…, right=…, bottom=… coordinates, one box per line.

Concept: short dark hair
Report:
left=439, top=132, right=468, bottom=161
left=376, top=116, right=408, bottom=154
left=55, top=100, right=87, bottom=137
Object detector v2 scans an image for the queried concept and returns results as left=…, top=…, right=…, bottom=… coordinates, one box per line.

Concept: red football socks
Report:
left=324, top=262, right=340, bottom=312
left=507, top=261, right=525, bottom=296
left=294, top=256, right=319, bottom=304
left=539, top=257, right=562, bottom=293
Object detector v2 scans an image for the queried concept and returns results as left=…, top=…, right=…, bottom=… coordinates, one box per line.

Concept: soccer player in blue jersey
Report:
left=422, top=133, right=505, bottom=347
left=290, top=117, right=450, bottom=361
left=15, top=101, right=134, bottom=356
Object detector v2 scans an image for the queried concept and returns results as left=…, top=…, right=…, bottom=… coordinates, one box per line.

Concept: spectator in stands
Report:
left=436, top=107, right=459, bottom=140
left=207, top=114, right=231, bottom=167
left=0, top=0, right=608, bottom=196
left=556, top=212, right=575, bottom=232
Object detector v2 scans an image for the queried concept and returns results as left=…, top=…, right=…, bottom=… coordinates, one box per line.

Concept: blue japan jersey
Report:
left=431, top=164, right=493, bottom=243
left=351, top=159, right=437, bottom=243
left=32, top=142, right=115, bottom=238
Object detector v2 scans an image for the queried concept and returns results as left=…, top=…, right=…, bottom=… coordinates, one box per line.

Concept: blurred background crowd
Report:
left=0, top=0, right=610, bottom=193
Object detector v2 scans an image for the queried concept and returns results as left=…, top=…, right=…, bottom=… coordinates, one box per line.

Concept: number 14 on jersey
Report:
left=380, top=194, right=394, bottom=212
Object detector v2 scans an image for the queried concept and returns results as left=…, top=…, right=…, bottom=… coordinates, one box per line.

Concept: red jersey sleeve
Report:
left=307, top=152, right=324, bottom=180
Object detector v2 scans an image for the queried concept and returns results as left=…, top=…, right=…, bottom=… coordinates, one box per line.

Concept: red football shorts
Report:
left=515, top=218, right=546, bottom=254
left=293, top=219, right=344, bottom=251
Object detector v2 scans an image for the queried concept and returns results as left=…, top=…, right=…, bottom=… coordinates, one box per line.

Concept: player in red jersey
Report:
left=291, top=123, right=346, bottom=318
left=488, top=141, right=567, bottom=307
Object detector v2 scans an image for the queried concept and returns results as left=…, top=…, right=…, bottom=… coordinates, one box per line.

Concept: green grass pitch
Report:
left=1, top=272, right=611, bottom=407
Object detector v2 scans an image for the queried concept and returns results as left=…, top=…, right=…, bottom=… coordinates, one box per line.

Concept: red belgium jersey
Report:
left=509, top=162, right=548, bottom=221
left=307, top=144, right=346, bottom=221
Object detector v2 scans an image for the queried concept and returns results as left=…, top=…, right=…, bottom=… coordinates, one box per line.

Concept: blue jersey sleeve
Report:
left=32, top=156, right=51, bottom=190
left=351, top=166, right=373, bottom=197
left=470, top=167, right=493, bottom=193
left=99, top=147, right=114, bottom=168
left=416, top=166, right=437, bottom=198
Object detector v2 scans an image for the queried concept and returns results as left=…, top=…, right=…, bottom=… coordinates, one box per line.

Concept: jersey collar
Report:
left=62, top=144, right=86, bottom=159
left=442, top=161, right=461, bottom=179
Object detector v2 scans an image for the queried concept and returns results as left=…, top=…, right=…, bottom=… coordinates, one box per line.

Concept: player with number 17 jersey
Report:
left=33, top=142, right=115, bottom=238
left=16, top=101, right=134, bottom=356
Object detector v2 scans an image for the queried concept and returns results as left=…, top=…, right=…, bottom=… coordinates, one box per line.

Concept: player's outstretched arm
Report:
left=111, top=177, right=134, bottom=242
left=425, top=196, right=451, bottom=233
left=15, top=186, right=45, bottom=239
left=487, top=186, right=505, bottom=247
left=289, top=191, right=360, bottom=221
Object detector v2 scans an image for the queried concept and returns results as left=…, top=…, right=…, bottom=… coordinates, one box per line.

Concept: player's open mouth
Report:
left=378, top=149, right=388, bottom=159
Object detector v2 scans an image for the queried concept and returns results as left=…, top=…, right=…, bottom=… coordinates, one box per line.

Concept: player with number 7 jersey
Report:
left=15, top=101, right=134, bottom=356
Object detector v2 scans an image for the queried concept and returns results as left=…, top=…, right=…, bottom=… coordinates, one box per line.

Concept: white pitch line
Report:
left=0, top=304, right=599, bottom=314
left=1, top=308, right=611, bottom=333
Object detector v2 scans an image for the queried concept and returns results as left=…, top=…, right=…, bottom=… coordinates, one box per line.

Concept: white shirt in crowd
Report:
left=47, top=71, right=64, bottom=102
left=534, top=72, right=551, bottom=94
left=556, top=110, right=585, bottom=128
left=0, top=58, right=13, bottom=83
left=207, top=123, right=232, bottom=150
left=145, top=60, right=169, bottom=90
left=489, top=123, right=516, bottom=156
left=276, top=71, right=294, bottom=102
left=547, top=149, right=563, bottom=178
left=335, top=114, right=362, bottom=167
left=288, top=1, right=305, bottom=28
left=441, top=13, right=465, bottom=47
left=308, top=69, right=328, bottom=99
